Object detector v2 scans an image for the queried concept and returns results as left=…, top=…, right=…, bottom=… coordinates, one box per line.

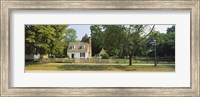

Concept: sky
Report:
left=68, top=25, right=174, bottom=40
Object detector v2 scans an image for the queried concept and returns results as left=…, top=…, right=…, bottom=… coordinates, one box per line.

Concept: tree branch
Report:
left=139, top=25, right=155, bottom=43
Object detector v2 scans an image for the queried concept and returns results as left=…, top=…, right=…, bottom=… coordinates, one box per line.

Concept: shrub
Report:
left=64, top=58, right=75, bottom=63
left=101, top=53, right=109, bottom=59
left=64, top=58, right=72, bottom=63
left=94, top=54, right=100, bottom=59
left=65, top=55, right=69, bottom=58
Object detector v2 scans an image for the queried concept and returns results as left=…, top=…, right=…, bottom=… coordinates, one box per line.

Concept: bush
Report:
left=64, top=58, right=74, bottom=63
left=101, top=53, right=109, bottom=59
left=93, top=54, right=100, bottom=59
left=65, top=55, right=69, bottom=58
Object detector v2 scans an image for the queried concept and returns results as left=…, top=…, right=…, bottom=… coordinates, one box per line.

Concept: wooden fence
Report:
left=29, top=57, right=175, bottom=64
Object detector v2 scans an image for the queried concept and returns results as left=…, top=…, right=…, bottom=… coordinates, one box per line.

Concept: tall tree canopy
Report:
left=81, top=34, right=90, bottom=42
left=90, top=25, right=104, bottom=56
left=166, top=25, right=175, bottom=33
left=64, top=28, right=77, bottom=43
left=90, top=25, right=155, bottom=65
left=146, top=25, right=175, bottom=58
left=25, top=25, right=68, bottom=58
left=119, top=25, right=155, bottom=65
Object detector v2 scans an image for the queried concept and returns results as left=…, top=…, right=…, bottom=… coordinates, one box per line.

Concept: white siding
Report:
left=25, top=54, right=40, bottom=59
left=85, top=52, right=89, bottom=59
left=34, top=54, right=40, bottom=59
left=68, top=52, right=89, bottom=59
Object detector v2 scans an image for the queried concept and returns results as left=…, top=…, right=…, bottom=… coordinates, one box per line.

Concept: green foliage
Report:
left=52, top=41, right=65, bottom=58
left=145, top=26, right=175, bottom=57
left=63, top=58, right=74, bottom=63
left=90, top=25, right=155, bottom=65
left=64, top=28, right=77, bottom=42
left=101, top=53, right=109, bottom=59
left=102, top=25, right=127, bottom=57
left=65, top=55, right=69, bottom=58
left=93, top=54, right=99, bottom=59
left=81, top=34, right=90, bottom=42
left=25, top=25, right=68, bottom=57
left=90, top=25, right=104, bottom=56
left=167, top=25, right=175, bottom=33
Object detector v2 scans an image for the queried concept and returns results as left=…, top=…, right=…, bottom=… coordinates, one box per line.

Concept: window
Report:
left=79, top=45, right=85, bottom=49
left=80, top=53, right=85, bottom=58
left=70, top=45, right=75, bottom=49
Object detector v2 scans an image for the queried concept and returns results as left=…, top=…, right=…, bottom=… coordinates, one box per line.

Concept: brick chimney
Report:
left=88, top=37, right=92, bottom=58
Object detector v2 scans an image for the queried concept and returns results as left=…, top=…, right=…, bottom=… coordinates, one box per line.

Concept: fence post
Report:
left=168, top=56, right=171, bottom=63
left=124, top=58, right=126, bottom=63
left=135, top=56, right=137, bottom=63
left=146, top=56, right=148, bottom=63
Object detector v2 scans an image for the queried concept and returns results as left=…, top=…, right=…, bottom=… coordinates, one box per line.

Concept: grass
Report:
left=25, top=63, right=175, bottom=72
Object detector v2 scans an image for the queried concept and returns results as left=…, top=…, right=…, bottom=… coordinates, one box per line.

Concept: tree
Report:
left=90, top=25, right=155, bottom=65
left=167, top=25, right=175, bottom=33
left=90, top=25, right=127, bottom=58
left=25, top=25, right=68, bottom=58
left=102, top=25, right=127, bottom=58
left=62, top=28, right=78, bottom=57
left=90, top=25, right=104, bottom=56
left=64, top=28, right=77, bottom=43
left=52, top=41, right=65, bottom=58
left=101, top=53, right=109, bottom=59
left=119, top=25, right=155, bottom=65
left=50, top=25, right=68, bottom=57
left=147, top=26, right=175, bottom=63
left=157, top=26, right=175, bottom=58
left=81, top=34, right=90, bottom=42
left=25, top=25, right=56, bottom=57
left=25, top=25, right=36, bottom=55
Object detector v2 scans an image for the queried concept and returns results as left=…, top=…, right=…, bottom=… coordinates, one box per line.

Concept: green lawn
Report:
left=25, top=63, right=175, bottom=72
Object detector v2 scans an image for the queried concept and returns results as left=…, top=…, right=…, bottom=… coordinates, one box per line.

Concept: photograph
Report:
left=1, top=0, right=199, bottom=96
left=25, top=24, right=175, bottom=72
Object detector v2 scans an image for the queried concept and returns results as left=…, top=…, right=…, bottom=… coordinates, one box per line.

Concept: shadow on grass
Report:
left=57, top=65, right=175, bottom=71
left=57, top=65, right=151, bottom=71
left=25, top=62, right=47, bottom=66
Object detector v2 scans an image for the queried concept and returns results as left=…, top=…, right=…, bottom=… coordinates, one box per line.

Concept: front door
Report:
left=71, top=54, right=74, bottom=58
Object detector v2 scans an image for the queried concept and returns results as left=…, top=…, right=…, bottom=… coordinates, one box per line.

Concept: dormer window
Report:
left=79, top=45, right=85, bottom=49
left=70, top=45, right=75, bottom=49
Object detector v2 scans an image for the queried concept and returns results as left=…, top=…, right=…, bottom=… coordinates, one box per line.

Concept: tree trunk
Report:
left=124, top=56, right=126, bottom=63
left=135, top=56, right=137, bottom=63
left=39, top=55, right=44, bottom=59
left=168, top=56, right=171, bottom=63
left=129, top=55, right=132, bottom=65
left=146, top=56, right=148, bottom=63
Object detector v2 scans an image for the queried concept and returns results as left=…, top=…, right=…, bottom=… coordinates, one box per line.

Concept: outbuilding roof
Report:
left=99, top=48, right=107, bottom=55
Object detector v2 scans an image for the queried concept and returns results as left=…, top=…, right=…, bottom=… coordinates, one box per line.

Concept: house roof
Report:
left=67, top=42, right=89, bottom=53
left=99, top=48, right=107, bottom=55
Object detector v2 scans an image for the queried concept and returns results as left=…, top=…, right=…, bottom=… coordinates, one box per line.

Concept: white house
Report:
left=67, top=38, right=92, bottom=59
left=25, top=54, right=40, bottom=60
left=25, top=54, right=48, bottom=61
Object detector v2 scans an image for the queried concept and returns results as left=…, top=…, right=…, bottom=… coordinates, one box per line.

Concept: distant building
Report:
left=25, top=54, right=48, bottom=61
left=25, top=54, right=40, bottom=60
left=67, top=38, right=92, bottom=59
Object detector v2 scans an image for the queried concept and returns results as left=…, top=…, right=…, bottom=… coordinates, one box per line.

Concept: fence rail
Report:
left=26, top=57, right=175, bottom=64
